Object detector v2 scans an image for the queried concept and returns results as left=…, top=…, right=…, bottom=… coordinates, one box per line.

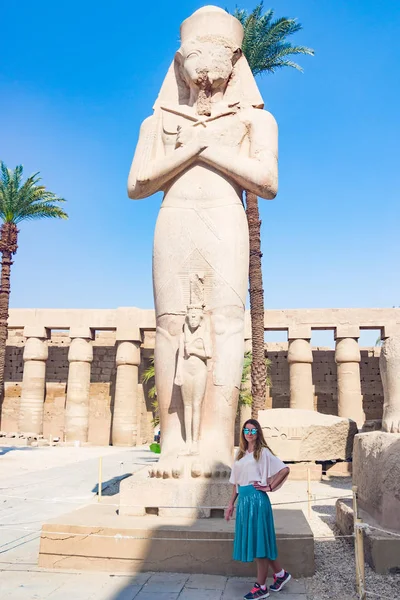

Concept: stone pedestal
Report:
left=38, top=502, right=314, bottom=577
left=65, top=330, right=93, bottom=443
left=119, top=466, right=232, bottom=518
left=336, top=496, right=400, bottom=574
left=335, top=336, right=364, bottom=428
left=18, top=328, right=48, bottom=434
left=288, top=338, right=314, bottom=410
left=111, top=341, right=140, bottom=446
left=352, top=431, right=400, bottom=531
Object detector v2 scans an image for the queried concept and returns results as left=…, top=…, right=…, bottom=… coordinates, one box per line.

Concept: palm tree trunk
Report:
left=246, top=191, right=267, bottom=420
left=0, top=223, right=18, bottom=402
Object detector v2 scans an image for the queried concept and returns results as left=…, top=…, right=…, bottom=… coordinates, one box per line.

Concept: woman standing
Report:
left=225, top=419, right=291, bottom=598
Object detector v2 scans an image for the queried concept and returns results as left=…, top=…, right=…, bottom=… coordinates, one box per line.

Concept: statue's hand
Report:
left=137, top=162, right=152, bottom=183
left=176, top=126, right=207, bottom=154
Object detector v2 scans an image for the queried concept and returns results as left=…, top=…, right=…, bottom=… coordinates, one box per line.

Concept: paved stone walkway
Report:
left=0, top=445, right=151, bottom=569
left=0, top=445, right=310, bottom=599
left=0, top=571, right=307, bottom=599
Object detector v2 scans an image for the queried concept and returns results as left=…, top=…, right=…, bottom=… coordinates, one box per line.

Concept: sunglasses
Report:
left=243, top=428, right=258, bottom=435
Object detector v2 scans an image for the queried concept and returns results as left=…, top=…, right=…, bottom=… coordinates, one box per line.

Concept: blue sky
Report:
left=1, top=0, right=399, bottom=338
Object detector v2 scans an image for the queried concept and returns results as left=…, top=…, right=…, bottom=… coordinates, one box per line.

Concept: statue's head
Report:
left=153, top=6, right=264, bottom=113
left=178, top=38, right=241, bottom=94
left=186, top=305, right=204, bottom=329
left=176, top=8, right=243, bottom=113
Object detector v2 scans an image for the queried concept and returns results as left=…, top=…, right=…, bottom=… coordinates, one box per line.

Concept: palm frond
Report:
left=230, top=3, right=314, bottom=76
left=13, top=203, right=68, bottom=223
left=0, top=162, right=68, bottom=225
left=142, top=357, right=157, bottom=400
left=142, top=358, right=155, bottom=384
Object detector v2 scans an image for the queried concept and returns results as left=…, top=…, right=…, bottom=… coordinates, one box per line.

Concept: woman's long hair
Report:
left=237, top=418, right=274, bottom=461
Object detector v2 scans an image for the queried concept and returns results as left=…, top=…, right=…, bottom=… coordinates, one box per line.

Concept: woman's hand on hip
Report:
left=253, top=482, right=271, bottom=493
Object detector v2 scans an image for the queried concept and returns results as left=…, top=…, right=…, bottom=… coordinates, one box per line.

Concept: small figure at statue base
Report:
left=175, top=301, right=212, bottom=454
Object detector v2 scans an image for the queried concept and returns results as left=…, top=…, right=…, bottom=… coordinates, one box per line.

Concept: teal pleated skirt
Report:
left=233, top=485, right=278, bottom=562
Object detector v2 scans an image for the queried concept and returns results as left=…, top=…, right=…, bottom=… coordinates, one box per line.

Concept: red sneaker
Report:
left=269, top=571, right=291, bottom=592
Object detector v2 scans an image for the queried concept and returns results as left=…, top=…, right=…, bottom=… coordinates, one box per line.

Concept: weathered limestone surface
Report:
left=120, top=467, right=231, bottom=518
left=128, top=5, right=277, bottom=479
left=353, top=431, right=400, bottom=532
left=380, top=336, right=400, bottom=433
left=65, top=335, right=93, bottom=443
left=174, top=280, right=213, bottom=457
left=18, top=332, right=48, bottom=434
left=258, top=408, right=357, bottom=460
left=288, top=338, right=314, bottom=410
left=43, top=382, right=66, bottom=439
left=336, top=497, right=400, bottom=574
left=38, top=502, right=314, bottom=577
left=335, top=336, right=364, bottom=428
left=111, top=341, right=140, bottom=446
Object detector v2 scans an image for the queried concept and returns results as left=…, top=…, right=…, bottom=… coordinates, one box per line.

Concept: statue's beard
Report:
left=195, top=70, right=213, bottom=116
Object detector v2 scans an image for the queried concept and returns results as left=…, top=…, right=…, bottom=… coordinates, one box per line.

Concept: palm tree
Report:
left=0, top=162, right=67, bottom=399
left=231, top=3, right=314, bottom=419
left=142, top=357, right=159, bottom=426
left=239, top=351, right=272, bottom=407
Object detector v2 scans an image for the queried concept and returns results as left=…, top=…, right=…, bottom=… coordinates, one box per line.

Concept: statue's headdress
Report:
left=153, top=6, right=264, bottom=111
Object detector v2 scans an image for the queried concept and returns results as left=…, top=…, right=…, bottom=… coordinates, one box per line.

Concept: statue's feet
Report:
left=382, top=411, right=400, bottom=433
left=212, top=461, right=230, bottom=478
left=149, top=454, right=185, bottom=479
left=191, top=458, right=230, bottom=479
left=191, top=459, right=212, bottom=478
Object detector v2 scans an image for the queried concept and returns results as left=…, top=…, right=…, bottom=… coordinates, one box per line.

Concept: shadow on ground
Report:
left=0, top=446, right=38, bottom=456
left=92, top=473, right=132, bottom=497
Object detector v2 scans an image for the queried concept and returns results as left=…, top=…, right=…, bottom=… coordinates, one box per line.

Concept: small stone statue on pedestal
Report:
left=175, top=275, right=212, bottom=455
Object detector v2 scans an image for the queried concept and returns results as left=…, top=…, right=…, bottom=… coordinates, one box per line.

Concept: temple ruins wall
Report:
left=265, top=344, right=383, bottom=420
left=1, top=307, right=398, bottom=446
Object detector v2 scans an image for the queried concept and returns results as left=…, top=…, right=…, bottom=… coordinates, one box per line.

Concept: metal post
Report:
left=352, top=486, right=366, bottom=600
left=98, top=456, right=103, bottom=502
left=307, top=467, right=312, bottom=518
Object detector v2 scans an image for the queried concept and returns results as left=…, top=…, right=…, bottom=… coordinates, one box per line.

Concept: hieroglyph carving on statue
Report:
left=128, top=6, right=278, bottom=478
left=380, top=336, right=400, bottom=433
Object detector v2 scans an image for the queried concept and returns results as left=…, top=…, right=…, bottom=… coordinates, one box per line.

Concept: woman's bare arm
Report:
left=225, top=484, right=238, bottom=521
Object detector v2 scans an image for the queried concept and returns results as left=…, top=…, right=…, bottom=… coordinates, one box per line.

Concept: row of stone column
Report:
left=287, top=325, right=365, bottom=427
left=15, top=323, right=375, bottom=440
left=17, top=326, right=141, bottom=445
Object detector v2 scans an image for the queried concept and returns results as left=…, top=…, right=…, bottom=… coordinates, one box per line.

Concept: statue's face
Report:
left=187, top=308, right=202, bottom=329
left=180, top=40, right=235, bottom=90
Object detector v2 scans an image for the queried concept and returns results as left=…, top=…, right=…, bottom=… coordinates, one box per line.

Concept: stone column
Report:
left=65, top=328, right=93, bottom=443
left=335, top=326, right=364, bottom=428
left=18, top=326, right=49, bottom=434
left=111, top=340, right=141, bottom=446
left=288, top=326, right=314, bottom=410
left=111, top=308, right=142, bottom=446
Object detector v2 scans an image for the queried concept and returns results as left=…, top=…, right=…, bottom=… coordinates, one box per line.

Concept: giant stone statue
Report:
left=128, top=6, right=278, bottom=478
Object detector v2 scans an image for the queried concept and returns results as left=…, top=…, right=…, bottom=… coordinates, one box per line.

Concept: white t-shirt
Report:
left=229, top=447, right=287, bottom=490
